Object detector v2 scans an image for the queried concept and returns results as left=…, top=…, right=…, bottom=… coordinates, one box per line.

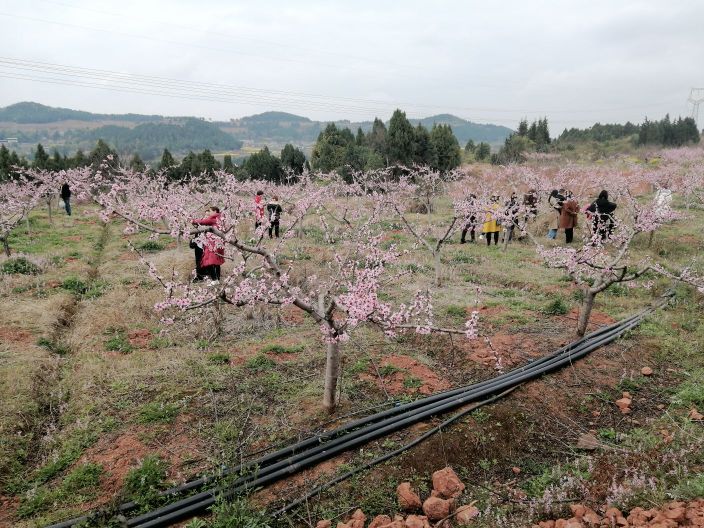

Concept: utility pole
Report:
left=688, top=88, right=704, bottom=127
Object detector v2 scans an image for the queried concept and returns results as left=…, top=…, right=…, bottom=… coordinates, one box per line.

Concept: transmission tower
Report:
left=688, top=87, right=704, bottom=126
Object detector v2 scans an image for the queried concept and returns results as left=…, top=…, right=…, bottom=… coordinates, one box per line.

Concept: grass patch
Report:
left=445, top=305, right=467, bottom=318
left=260, top=343, right=305, bottom=354
left=671, top=370, right=704, bottom=408
left=137, top=402, right=180, bottom=424
left=104, top=328, right=133, bottom=354
left=207, top=353, right=231, bottom=365
left=244, top=354, right=276, bottom=371
left=403, top=376, right=423, bottom=389
left=1, top=256, right=41, bottom=275
left=36, top=337, right=70, bottom=356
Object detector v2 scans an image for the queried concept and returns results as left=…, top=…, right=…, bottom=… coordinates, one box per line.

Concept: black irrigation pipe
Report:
left=272, top=385, right=521, bottom=517
left=47, top=294, right=671, bottom=528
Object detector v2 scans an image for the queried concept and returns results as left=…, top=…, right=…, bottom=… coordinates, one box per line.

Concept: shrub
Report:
left=541, top=298, right=569, bottom=316
left=1, top=257, right=41, bottom=275
left=445, top=305, right=467, bottom=317
left=138, top=241, right=165, bottom=252
left=211, top=496, right=271, bottom=528
left=61, top=463, right=103, bottom=493
left=123, top=455, right=167, bottom=509
left=61, top=277, right=88, bottom=295
left=36, top=337, right=70, bottom=356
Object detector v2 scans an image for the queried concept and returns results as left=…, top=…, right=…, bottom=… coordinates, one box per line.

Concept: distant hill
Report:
left=409, top=114, right=513, bottom=144
left=0, top=102, right=163, bottom=124
left=224, top=111, right=512, bottom=146
left=0, top=102, right=513, bottom=159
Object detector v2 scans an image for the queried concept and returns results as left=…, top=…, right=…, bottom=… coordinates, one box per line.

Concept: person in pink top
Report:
left=192, top=206, right=225, bottom=282
left=254, top=190, right=265, bottom=230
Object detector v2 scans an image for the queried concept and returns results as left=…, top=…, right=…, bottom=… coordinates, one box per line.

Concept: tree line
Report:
left=309, top=109, right=463, bottom=180
left=557, top=115, right=700, bottom=147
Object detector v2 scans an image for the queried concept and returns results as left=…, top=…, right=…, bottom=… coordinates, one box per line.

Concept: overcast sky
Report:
left=1, top=0, right=703, bottom=130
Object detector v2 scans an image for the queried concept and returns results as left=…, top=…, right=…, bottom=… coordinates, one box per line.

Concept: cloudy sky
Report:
left=0, top=0, right=702, bottom=130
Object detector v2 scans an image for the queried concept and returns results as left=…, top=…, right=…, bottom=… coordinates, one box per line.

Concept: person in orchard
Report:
left=192, top=206, right=225, bottom=283
left=254, top=190, right=265, bottom=230
left=482, top=195, right=502, bottom=246
left=559, top=191, right=579, bottom=244
left=267, top=195, right=283, bottom=239
left=586, top=190, right=617, bottom=241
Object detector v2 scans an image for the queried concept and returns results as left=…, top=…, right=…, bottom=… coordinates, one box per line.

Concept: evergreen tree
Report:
left=475, top=142, right=491, bottom=161
left=367, top=118, right=388, bottom=160
left=129, top=154, right=146, bottom=172
left=355, top=127, right=366, bottom=146
left=527, top=121, right=538, bottom=142
left=33, top=143, right=49, bottom=169
left=430, top=124, right=461, bottom=172
left=223, top=154, right=235, bottom=173
left=464, top=139, right=476, bottom=153
left=517, top=119, right=529, bottom=136
left=89, top=139, right=119, bottom=171
left=0, top=145, right=10, bottom=180
left=243, top=146, right=283, bottom=183
left=412, top=124, right=437, bottom=167
left=73, top=149, right=87, bottom=168
left=387, top=109, right=415, bottom=165
left=159, top=148, right=175, bottom=170
left=280, top=144, right=307, bottom=175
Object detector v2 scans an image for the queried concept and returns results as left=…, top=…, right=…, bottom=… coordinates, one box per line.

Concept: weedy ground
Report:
left=0, top=189, right=702, bottom=528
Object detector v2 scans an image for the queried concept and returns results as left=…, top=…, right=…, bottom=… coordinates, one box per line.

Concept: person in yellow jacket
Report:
left=482, top=196, right=501, bottom=246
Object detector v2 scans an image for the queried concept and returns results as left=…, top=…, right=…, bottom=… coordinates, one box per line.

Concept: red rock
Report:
left=689, top=408, right=704, bottom=421
left=512, top=466, right=521, bottom=474
left=455, top=504, right=480, bottom=524
left=379, top=522, right=405, bottom=528
left=431, top=467, right=466, bottom=499
left=570, top=505, right=586, bottom=518
left=537, top=522, right=555, bottom=528
left=350, top=509, right=366, bottom=521
left=368, top=515, right=392, bottom=528
left=422, top=496, right=454, bottom=521
left=663, top=502, right=686, bottom=522
left=397, top=482, right=422, bottom=511
left=404, top=514, right=431, bottom=528
left=582, top=511, right=601, bottom=525
left=563, top=519, right=584, bottom=528
left=641, top=366, right=653, bottom=376
left=316, top=521, right=331, bottom=528
left=576, top=433, right=600, bottom=450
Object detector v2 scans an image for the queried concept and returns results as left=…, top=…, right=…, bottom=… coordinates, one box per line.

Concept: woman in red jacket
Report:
left=192, top=206, right=225, bottom=282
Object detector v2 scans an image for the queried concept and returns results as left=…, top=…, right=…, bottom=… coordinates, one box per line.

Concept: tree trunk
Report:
left=501, top=226, right=511, bottom=251
left=47, top=199, right=52, bottom=224
left=323, top=339, right=341, bottom=413
left=577, top=289, right=596, bottom=336
left=433, top=251, right=442, bottom=287
left=2, top=237, right=9, bottom=257
left=297, top=214, right=304, bottom=239
left=647, top=230, right=654, bottom=248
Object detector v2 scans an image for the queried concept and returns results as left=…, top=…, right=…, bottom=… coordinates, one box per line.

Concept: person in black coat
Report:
left=586, top=190, right=617, bottom=241
left=60, top=183, right=72, bottom=216
left=267, top=196, right=283, bottom=238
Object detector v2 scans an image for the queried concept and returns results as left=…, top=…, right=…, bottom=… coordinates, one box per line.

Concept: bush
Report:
left=61, top=277, right=88, bottom=295
left=138, top=241, right=165, bottom=252
left=36, top=337, right=70, bottom=356
left=61, top=463, right=103, bottom=493
left=541, top=298, right=569, bottom=315
left=1, top=257, right=41, bottom=275
left=123, top=455, right=167, bottom=509
left=211, top=496, right=271, bottom=528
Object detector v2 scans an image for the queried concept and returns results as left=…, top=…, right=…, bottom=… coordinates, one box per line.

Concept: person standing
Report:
left=547, top=189, right=564, bottom=239
left=559, top=191, right=579, bottom=244
left=254, top=190, right=265, bottom=230
left=586, top=190, right=617, bottom=241
left=192, top=206, right=225, bottom=282
left=60, top=182, right=72, bottom=216
left=460, top=193, right=477, bottom=243
left=267, top=196, right=283, bottom=239
left=482, top=196, right=501, bottom=246
left=503, top=192, right=520, bottom=243
left=188, top=236, right=206, bottom=282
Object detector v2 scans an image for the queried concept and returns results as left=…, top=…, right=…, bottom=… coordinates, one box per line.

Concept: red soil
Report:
left=361, top=355, right=451, bottom=396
